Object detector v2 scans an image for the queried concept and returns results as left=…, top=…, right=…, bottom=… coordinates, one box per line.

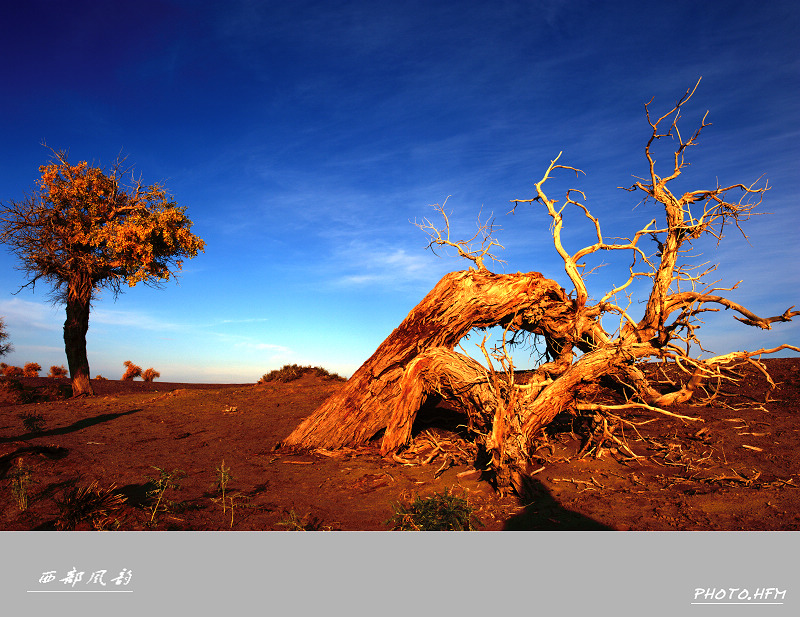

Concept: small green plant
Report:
left=54, top=481, right=128, bottom=530
left=211, top=459, right=233, bottom=513
left=226, top=492, right=250, bottom=529
left=8, top=458, right=36, bottom=511
left=19, top=410, right=46, bottom=433
left=276, top=508, right=325, bottom=531
left=387, top=488, right=482, bottom=531
left=145, top=466, right=186, bottom=524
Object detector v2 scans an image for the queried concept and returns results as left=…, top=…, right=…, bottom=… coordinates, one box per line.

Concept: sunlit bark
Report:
left=285, top=81, right=798, bottom=493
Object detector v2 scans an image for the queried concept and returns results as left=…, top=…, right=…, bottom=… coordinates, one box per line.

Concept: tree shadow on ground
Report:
left=0, top=408, right=142, bottom=444
left=502, top=474, right=613, bottom=530
left=0, top=445, right=70, bottom=479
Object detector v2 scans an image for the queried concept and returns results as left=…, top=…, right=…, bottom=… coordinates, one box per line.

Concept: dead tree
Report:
left=283, top=80, right=799, bottom=494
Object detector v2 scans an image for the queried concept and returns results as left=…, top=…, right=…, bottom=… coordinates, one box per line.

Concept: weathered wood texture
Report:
left=283, top=268, right=575, bottom=449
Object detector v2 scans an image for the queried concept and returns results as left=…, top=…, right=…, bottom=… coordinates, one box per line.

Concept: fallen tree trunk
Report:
left=283, top=84, right=800, bottom=496
left=282, top=268, right=576, bottom=449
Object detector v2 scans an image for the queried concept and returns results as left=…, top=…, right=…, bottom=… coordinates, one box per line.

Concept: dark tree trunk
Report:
left=64, top=275, right=94, bottom=396
left=282, top=269, right=577, bottom=450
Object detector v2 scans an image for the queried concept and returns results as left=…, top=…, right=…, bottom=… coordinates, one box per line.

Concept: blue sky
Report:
left=1, top=0, right=798, bottom=383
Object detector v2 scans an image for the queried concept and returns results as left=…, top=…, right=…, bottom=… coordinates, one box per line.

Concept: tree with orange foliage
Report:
left=48, top=365, right=68, bottom=378
left=23, top=362, right=41, bottom=377
left=0, top=149, right=205, bottom=396
left=142, top=367, right=160, bottom=382
left=122, top=360, right=142, bottom=381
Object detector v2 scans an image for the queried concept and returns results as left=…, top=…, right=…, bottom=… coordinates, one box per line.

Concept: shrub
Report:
left=258, top=364, right=345, bottom=384
left=276, top=508, right=326, bottom=531
left=0, top=362, right=7, bottom=376
left=54, top=481, right=128, bottom=530
left=4, top=365, right=23, bottom=378
left=122, top=360, right=142, bottom=381
left=48, top=365, right=68, bottom=378
left=19, top=410, right=46, bottom=433
left=93, top=374, right=107, bottom=380
left=8, top=458, right=35, bottom=511
left=23, top=362, right=41, bottom=377
left=142, top=368, right=160, bottom=382
left=387, top=488, right=482, bottom=531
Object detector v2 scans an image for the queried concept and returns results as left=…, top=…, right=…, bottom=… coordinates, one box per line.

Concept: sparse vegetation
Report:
left=145, top=466, right=186, bottom=524
left=8, top=458, right=36, bottom=511
left=0, top=377, right=37, bottom=405
left=54, top=481, right=128, bottom=530
left=277, top=508, right=326, bottom=531
left=258, top=364, right=344, bottom=384
left=48, top=365, right=68, bottom=378
left=212, top=459, right=233, bottom=513
left=22, top=362, right=41, bottom=377
left=122, top=360, right=142, bottom=381
left=387, top=488, right=481, bottom=531
left=19, top=410, right=46, bottom=433
left=142, top=367, right=160, bottom=382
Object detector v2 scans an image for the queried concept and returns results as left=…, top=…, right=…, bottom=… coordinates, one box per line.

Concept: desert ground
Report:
left=1, top=358, right=798, bottom=531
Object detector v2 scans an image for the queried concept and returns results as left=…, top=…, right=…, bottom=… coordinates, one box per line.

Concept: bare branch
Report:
left=415, top=200, right=506, bottom=271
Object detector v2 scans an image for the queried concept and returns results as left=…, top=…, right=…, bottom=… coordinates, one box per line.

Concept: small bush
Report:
left=258, top=364, right=345, bottom=384
left=1, top=378, right=44, bottom=404
left=23, top=362, right=41, bottom=377
left=94, top=374, right=107, bottom=380
left=122, top=360, right=142, bottom=381
left=54, top=481, right=128, bottom=530
left=4, top=365, right=23, bottom=378
left=387, top=488, right=482, bottom=531
left=48, top=365, right=68, bottom=378
left=19, top=410, right=46, bottom=433
left=0, top=362, right=8, bottom=376
left=8, top=458, right=36, bottom=511
left=142, top=368, right=160, bottom=382
left=276, top=508, right=326, bottom=531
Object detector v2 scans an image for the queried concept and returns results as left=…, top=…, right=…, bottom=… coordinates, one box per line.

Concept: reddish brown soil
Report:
left=1, top=358, right=798, bottom=530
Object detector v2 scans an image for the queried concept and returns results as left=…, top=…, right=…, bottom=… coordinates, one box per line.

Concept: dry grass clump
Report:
left=258, top=364, right=344, bottom=384
left=387, top=488, right=482, bottom=531
left=48, top=365, right=68, bottom=378
left=54, top=481, right=128, bottom=530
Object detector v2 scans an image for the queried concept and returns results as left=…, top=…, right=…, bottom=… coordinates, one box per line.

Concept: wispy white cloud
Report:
left=91, top=307, right=181, bottom=331
left=219, top=317, right=271, bottom=325
left=234, top=341, right=291, bottom=353
left=0, top=298, right=62, bottom=331
left=328, top=242, right=443, bottom=289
